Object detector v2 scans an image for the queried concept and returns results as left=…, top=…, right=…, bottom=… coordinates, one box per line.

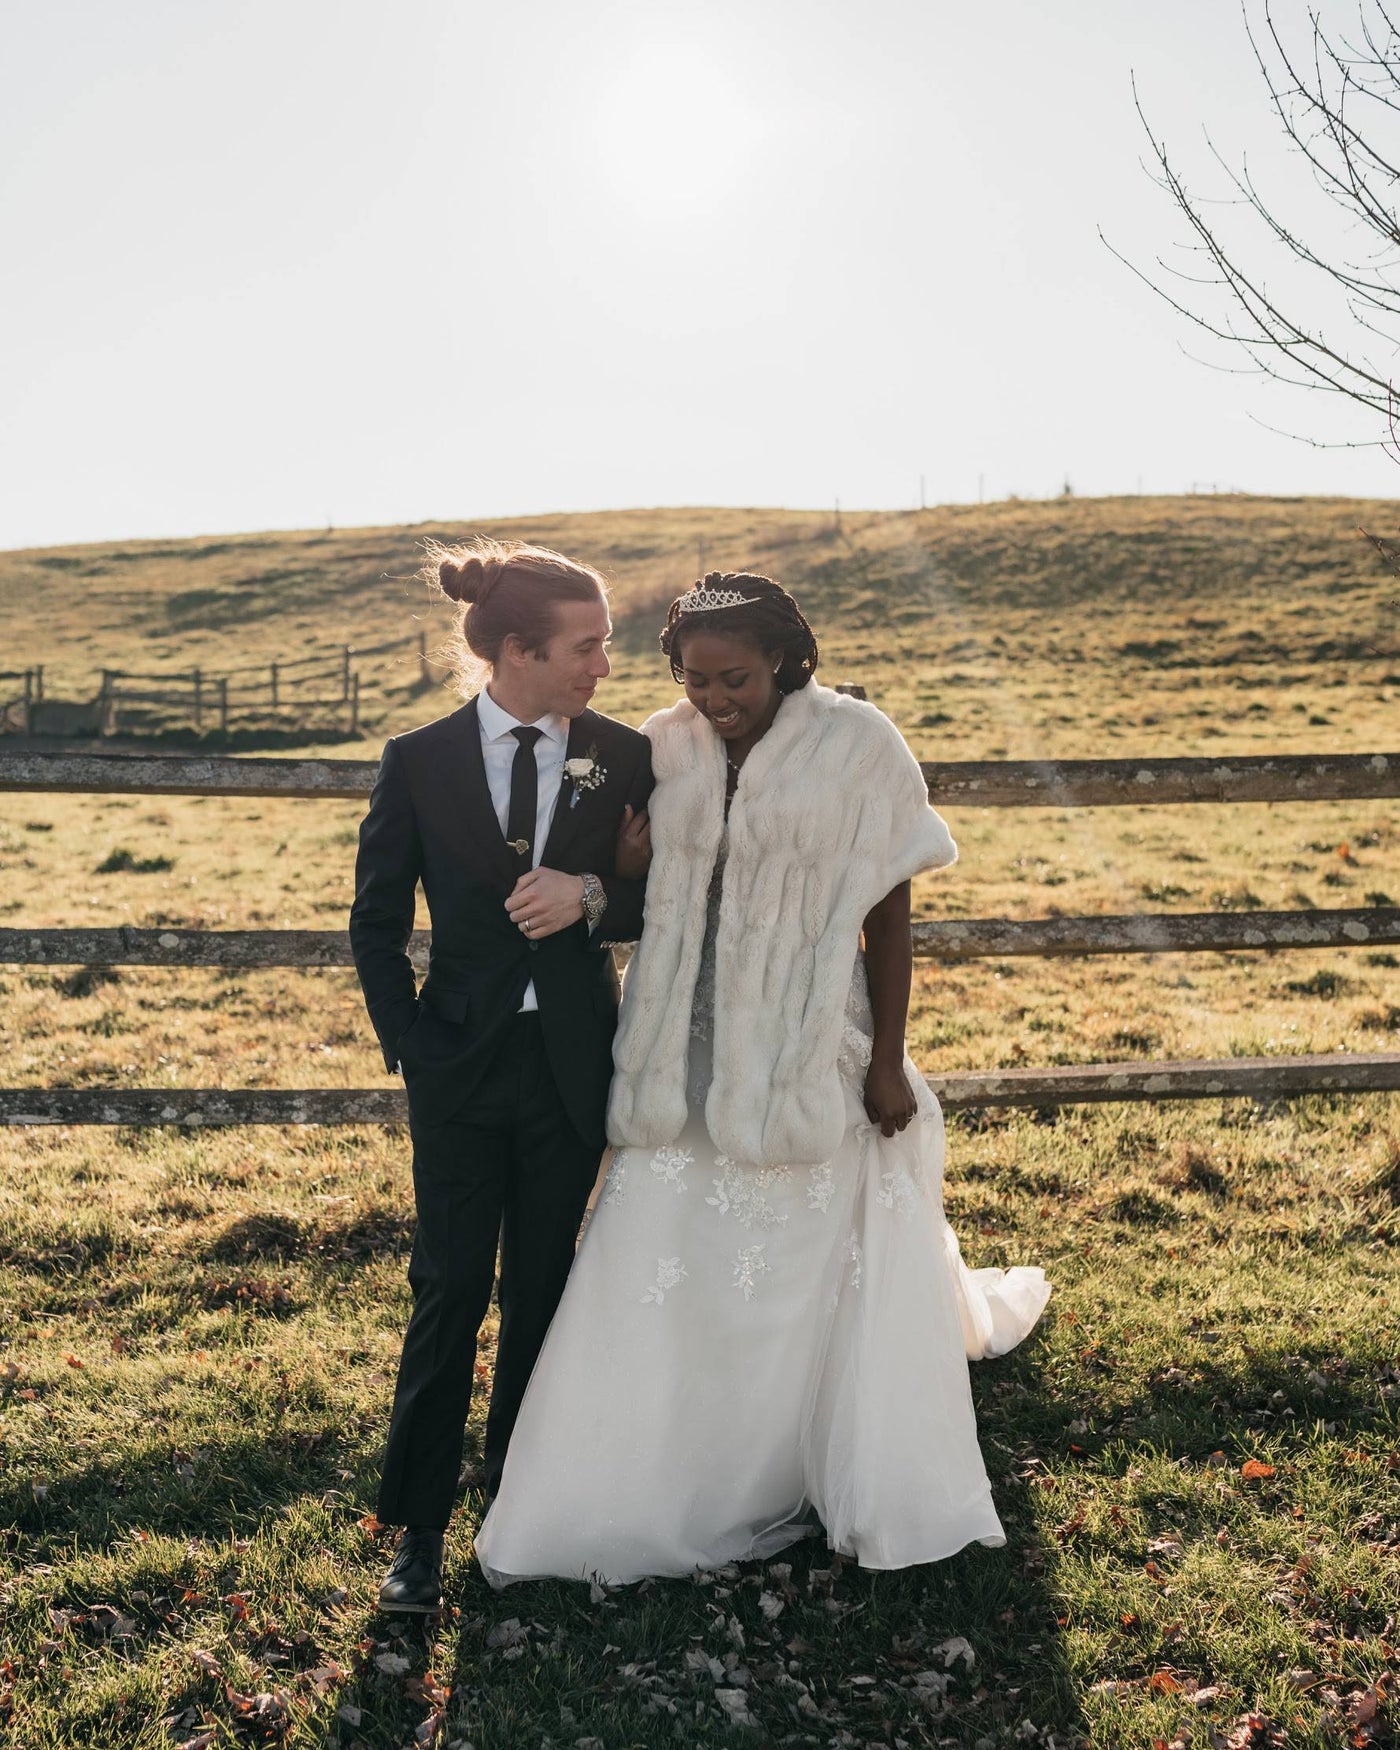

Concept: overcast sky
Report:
left=3, top=0, right=1397, bottom=551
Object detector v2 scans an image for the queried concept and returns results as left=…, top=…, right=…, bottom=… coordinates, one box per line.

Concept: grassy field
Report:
left=0, top=495, right=1398, bottom=1748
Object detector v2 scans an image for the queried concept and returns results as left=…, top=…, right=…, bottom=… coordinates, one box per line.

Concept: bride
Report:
left=474, top=572, right=1049, bottom=1584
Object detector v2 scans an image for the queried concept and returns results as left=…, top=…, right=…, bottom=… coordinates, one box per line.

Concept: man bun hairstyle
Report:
left=422, top=536, right=609, bottom=694
left=659, top=571, right=819, bottom=693
left=438, top=550, right=509, bottom=606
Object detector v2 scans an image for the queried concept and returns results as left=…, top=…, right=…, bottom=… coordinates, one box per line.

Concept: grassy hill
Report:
left=2, top=494, right=1396, bottom=758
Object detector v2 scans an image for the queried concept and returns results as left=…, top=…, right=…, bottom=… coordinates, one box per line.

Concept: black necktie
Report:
left=505, top=726, right=543, bottom=866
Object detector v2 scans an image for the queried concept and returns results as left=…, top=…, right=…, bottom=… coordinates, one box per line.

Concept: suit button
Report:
left=527, top=941, right=538, bottom=952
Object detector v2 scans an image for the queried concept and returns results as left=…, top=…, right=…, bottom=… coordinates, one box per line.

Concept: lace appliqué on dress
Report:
left=806, top=1162, right=836, bottom=1214
left=688, top=834, right=728, bottom=1046
left=641, top=1257, right=687, bottom=1305
left=836, top=953, right=877, bottom=1090
left=650, top=1145, right=692, bottom=1192
left=877, top=1163, right=920, bottom=1218
left=732, top=1244, right=770, bottom=1301
left=707, top=1156, right=792, bottom=1231
left=602, top=1152, right=629, bottom=1207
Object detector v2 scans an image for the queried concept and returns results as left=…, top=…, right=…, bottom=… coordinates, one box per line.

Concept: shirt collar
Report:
left=477, top=685, right=568, bottom=747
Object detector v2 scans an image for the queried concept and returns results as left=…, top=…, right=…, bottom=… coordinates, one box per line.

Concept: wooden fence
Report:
left=2, top=633, right=444, bottom=739
left=0, top=747, right=1397, bottom=1124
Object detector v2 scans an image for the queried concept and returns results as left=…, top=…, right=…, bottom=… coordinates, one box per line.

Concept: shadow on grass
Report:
left=6, top=1332, right=1380, bottom=1747
left=434, top=1471, right=1076, bottom=1748
left=5, top=1427, right=377, bottom=1550
left=985, top=1329, right=1388, bottom=1474
left=424, top=1335, right=1089, bottom=1750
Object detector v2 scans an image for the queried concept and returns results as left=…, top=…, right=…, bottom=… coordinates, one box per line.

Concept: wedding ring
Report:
left=523, top=917, right=533, bottom=932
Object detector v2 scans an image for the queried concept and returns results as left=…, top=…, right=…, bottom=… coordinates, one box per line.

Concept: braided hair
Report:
left=659, top=571, right=819, bottom=693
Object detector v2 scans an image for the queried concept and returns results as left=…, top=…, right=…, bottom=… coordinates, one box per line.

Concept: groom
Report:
left=349, top=543, right=651, bottom=1613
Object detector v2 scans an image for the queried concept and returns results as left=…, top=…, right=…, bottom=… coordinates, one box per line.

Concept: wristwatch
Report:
left=580, top=871, right=607, bottom=932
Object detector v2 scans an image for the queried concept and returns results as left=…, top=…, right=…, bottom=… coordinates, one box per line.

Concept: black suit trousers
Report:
left=375, top=1013, right=600, bottom=1528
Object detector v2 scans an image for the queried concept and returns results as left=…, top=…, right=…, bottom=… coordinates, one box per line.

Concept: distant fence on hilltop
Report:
left=0, top=741, right=1397, bottom=1124
left=0, top=632, right=446, bottom=739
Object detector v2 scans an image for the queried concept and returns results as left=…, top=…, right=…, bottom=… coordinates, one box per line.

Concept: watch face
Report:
left=581, top=874, right=606, bottom=927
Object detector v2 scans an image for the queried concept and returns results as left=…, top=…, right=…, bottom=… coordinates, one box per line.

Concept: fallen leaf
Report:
left=1240, top=1459, right=1276, bottom=1481
left=936, top=1635, right=976, bottom=1672
left=64, top=1354, right=85, bottom=1369
left=374, top=1651, right=412, bottom=1676
left=715, top=1687, right=754, bottom=1725
left=1148, top=1670, right=1182, bottom=1693
left=1353, top=1686, right=1382, bottom=1726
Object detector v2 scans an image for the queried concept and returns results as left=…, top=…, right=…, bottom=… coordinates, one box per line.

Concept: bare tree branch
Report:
left=1110, top=2, right=1400, bottom=443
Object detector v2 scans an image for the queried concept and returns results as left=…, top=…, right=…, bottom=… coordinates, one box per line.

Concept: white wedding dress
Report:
left=474, top=834, right=1050, bottom=1586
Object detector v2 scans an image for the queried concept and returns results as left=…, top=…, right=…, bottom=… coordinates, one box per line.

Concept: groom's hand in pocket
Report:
left=506, top=867, right=586, bottom=939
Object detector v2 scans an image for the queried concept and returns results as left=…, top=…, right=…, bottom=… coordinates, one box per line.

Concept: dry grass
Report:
left=0, top=495, right=1398, bottom=1747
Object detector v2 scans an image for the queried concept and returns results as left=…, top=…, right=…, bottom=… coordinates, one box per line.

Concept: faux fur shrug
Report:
left=606, top=681, right=957, bottom=1168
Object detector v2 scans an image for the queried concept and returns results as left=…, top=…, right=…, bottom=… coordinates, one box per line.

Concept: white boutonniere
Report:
left=565, top=745, right=607, bottom=808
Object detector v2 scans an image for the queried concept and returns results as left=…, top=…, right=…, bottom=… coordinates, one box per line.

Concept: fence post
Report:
left=341, top=647, right=351, bottom=702
left=418, top=630, right=428, bottom=685
left=193, top=669, right=203, bottom=731
left=270, top=661, right=279, bottom=707
left=34, top=665, right=43, bottom=702
left=23, top=670, right=32, bottom=708
left=348, top=671, right=360, bottom=735
left=98, top=670, right=114, bottom=735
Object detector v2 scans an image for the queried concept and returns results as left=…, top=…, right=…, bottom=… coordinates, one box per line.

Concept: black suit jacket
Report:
left=349, top=699, right=653, bottom=1146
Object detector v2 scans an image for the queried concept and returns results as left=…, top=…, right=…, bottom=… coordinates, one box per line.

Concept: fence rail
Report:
left=1, top=746, right=1398, bottom=1121
left=3, top=1052, right=1397, bottom=1127
left=4, top=906, right=1398, bottom=970
left=3, top=749, right=1397, bottom=806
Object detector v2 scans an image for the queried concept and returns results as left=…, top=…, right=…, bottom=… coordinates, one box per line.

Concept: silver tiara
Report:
left=676, top=585, right=750, bottom=614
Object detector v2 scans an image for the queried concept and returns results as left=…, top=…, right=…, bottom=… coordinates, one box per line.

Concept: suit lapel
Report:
left=539, top=709, right=598, bottom=867
left=445, top=698, right=517, bottom=888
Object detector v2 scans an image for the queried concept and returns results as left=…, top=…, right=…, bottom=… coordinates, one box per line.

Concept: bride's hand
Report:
left=863, top=1055, right=917, bottom=1137
left=614, top=804, right=652, bottom=880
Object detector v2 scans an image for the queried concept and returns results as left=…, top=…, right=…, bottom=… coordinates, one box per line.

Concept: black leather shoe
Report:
left=378, top=1528, right=444, bottom=1614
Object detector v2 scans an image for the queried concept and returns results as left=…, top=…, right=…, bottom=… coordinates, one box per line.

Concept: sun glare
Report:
left=593, top=41, right=771, bottom=215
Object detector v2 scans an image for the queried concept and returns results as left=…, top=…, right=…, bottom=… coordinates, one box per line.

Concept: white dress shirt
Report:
left=476, top=685, right=570, bottom=1013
